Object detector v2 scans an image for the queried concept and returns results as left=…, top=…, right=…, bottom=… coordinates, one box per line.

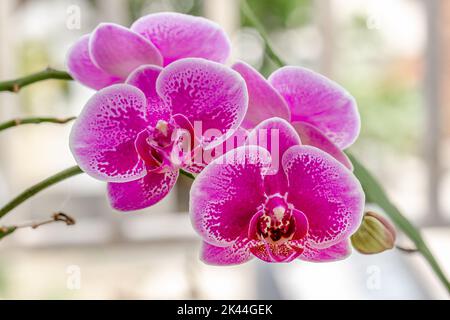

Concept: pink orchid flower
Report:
left=67, top=12, right=231, bottom=90
left=70, top=58, right=248, bottom=211
left=190, top=118, right=364, bottom=265
left=232, top=61, right=360, bottom=170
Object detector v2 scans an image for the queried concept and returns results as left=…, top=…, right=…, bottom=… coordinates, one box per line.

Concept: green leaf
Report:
left=347, top=152, right=450, bottom=293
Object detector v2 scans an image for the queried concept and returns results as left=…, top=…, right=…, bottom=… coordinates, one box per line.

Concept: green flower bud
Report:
left=351, top=211, right=396, bottom=254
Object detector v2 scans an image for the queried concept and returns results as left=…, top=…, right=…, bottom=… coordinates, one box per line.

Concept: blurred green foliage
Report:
left=242, top=0, right=312, bottom=29
left=128, top=0, right=203, bottom=22
left=241, top=0, right=312, bottom=76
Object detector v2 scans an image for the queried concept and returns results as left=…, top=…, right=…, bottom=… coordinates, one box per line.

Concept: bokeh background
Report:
left=0, top=0, right=449, bottom=299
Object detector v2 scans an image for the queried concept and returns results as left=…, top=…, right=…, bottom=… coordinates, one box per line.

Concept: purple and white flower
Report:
left=67, top=12, right=231, bottom=90
left=70, top=58, right=247, bottom=211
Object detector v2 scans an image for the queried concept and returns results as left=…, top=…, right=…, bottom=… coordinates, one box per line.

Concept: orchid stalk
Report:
left=0, top=116, right=76, bottom=132
left=0, top=67, right=72, bottom=92
left=0, top=166, right=83, bottom=220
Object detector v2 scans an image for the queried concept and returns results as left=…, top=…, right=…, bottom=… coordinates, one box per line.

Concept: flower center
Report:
left=255, top=195, right=296, bottom=244
left=135, top=119, right=192, bottom=173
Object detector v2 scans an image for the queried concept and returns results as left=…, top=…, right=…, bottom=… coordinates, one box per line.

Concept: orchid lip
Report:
left=134, top=119, right=193, bottom=173
left=250, top=194, right=307, bottom=245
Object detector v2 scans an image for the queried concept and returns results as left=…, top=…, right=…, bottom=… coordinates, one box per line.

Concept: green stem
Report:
left=180, top=169, right=195, bottom=180
left=0, top=68, right=72, bottom=93
left=0, top=165, right=194, bottom=222
left=0, top=116, right=76, bottom=132
left=0, top=166, right=83, bottom=220
left=242, top=1, right=450, bottom=293
left=0, top=226, right=16, bottom=240
left=241, top=0, right=286, bottom=68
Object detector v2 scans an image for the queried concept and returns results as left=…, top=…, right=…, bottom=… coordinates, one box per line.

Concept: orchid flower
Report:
left=67, top=12, right=231, bottom=90
left=190, top=118, right=364, bottom=265
left=70, top=58, right=248, bottom=211
left=232, top=61, right=360, bottom=169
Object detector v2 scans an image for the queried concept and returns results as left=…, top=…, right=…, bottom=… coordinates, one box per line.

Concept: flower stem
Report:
left=0, top=166, right=83, bottom=220
left=0, top=165, right=195, bottom=222
left=180, top=169, right=195, bottom=180
left=0, top=116, right=76, bottom=132
left=242, top=0, right=450, bottom=294
left=0, top=67, right=72, bottom=93
left=0, top=226, right=16, bottom=240
left=241, top=0, right=286, bottom=68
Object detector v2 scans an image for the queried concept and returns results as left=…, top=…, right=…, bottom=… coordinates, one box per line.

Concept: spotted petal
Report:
left=232, top=61, right=290, bottom=129
left=90, top=23, right=163, bottom=78
left=250, top=242, right=303, bottom=263
left=247, top=117, right=301, bottom=194
left=69, top=84, right=149, bottom=182
left=190, top=146, right=271, bottom=246
left=66, top=34, right=121, bottom=90
left=292, top=121, right=353, bottom=170
left=131, top=12, right=231, bottom=66
left=201, top=237, right=254, bottom=266
left=126, top=65, right=171, bottom=127
left=282, top=145, right=364, bottom=248
left=269, top=67, right=360, bottom=149
left=300, top=240, right=352, bottom=262
left=107, top=169, right=178, bottom=211
left=157, top=58, right=248, bottom=148
left=192, top=127, right=249, bottom=174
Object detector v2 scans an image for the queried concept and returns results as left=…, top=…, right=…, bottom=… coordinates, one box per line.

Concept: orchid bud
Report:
left=351, top=211, right=396, bottom=254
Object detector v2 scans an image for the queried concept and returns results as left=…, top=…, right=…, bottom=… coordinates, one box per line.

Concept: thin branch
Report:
left=0, top=67, right=72, bottom=93
left=0, top=116, right=76, bottom=132
left=396, top=245, right=419, bottom=254
left=0, top=212, right=75, bottom=241
left=0, top=166, right=83, bottom=220
left=14, top=212, right=76, bottom=229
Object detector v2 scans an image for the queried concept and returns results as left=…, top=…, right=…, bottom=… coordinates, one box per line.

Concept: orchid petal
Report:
left=196, top=127, right=249, bottom=173
left=232, top=61, right=290, bottom=129
left=247, top=117, right=301, bottom=194
left=157, top=58, right=248, bottom=147
left=201, top=237, right=254, bottom=266
left=250, top=242, right=303, bottom=263
left=300, top=240, right=352, bottom=262
left=292, top=121, right=353, bottom=170
left=269, top=66, right=360, bottom=149
left=69, top=84, right=149, bottom=182
left=292, top=208, right=309, bottom=240
left=90, top=23, right=163, bottom=78
left=66, top=34, right=121, bottom=90
left=282, top=145, right=364, bottom=248
left=107, top=169, right=178, bottom=211
left=190, top=146, right=271, bottom=246
left=126, top=65, right=171, bottom=127
left=131, top=12, right=231, bottom=66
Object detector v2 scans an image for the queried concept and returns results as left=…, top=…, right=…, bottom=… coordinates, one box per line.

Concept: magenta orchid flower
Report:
left=190, top=118, right=364, bottom=265
left=67, top=12, right=231, bottom=90
left=232, top=61, right=359, bottom=169
left=70, top=58, right=248, bottom=211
